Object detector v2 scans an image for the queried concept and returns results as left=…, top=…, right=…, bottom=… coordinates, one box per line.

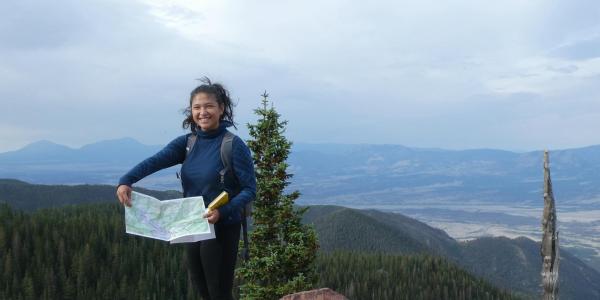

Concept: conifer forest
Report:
left=0, top=203, right=520, bottom=300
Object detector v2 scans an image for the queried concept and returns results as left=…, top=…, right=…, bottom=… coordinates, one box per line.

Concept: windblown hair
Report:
left=182, top=77, right=236, bottom=131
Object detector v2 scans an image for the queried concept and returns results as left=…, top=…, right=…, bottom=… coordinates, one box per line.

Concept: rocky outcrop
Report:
left=280, top=288, right=348, bottom=300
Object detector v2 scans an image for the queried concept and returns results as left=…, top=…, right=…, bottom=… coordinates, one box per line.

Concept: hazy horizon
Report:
left=4, top=135, right=600, bottom=154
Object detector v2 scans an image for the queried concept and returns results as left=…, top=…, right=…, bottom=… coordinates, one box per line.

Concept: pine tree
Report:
left=237, top=92, right=319, bottom=299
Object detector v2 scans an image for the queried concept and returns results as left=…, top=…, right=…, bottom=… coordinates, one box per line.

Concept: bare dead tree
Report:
left=541, top=150, right=560, bottom=300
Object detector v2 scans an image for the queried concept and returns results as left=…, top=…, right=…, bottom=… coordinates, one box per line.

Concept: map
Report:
left=124, top=191, right=215, bottom=243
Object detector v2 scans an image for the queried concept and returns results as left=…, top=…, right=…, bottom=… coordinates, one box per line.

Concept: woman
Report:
left=116, top=78, right=256, bottom=300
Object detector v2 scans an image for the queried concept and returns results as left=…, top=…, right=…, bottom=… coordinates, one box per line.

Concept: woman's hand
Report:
left=116, top=185, right=133, bottom=207
left=203, top=209, right=220, bottom=224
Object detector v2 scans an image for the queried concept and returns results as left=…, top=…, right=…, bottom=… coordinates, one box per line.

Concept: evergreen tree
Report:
left=237, top=92, right=319, bottom=299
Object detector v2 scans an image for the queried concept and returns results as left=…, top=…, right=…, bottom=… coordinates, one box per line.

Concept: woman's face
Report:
left=191, top=93, right=224, bottom=131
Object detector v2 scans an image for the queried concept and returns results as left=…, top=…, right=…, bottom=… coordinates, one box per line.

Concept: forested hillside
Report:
left=0, top=203, right=520, bottom=300
left=317, top=252, right=519, bottom=300
left=303, top=205, right=600, bottom=300
left=304, top=205, right=461, bottom=259
left=0, top=179, right=181, bottom=211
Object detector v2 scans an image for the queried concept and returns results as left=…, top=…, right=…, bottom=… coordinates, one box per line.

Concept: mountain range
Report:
left=2, top=138, right=600, bottom=208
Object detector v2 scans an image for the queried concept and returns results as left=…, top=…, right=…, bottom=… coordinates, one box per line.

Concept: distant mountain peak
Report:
left=0, top=137, right=162, bottom=164
left=22, top=139, right=68, bottom=148
left=18, top=140, right=75, bottom=152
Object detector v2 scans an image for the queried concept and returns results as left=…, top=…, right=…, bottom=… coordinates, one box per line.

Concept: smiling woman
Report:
left=182, top=78, right=236, bottom=132
left=191, top=93, right=224, bottom=131
left=116, top=77, right=256, bottom=300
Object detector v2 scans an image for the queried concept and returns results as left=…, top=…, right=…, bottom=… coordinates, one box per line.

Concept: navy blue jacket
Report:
left=118, top=122, right=256, bottom=224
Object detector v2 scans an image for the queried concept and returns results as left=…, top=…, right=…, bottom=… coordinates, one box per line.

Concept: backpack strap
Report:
left=175, top=132, right=198, bottom=180
left=219, top=131, right=235, bottom=186
left=240, top=217, right=250, bottom=261
left=186, top=133, right=197, bottom=156
left=177, top=133, right=197, bottom=180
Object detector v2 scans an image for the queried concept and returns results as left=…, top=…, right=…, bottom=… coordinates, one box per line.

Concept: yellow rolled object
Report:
left=208, top=191, right=229, bottom=211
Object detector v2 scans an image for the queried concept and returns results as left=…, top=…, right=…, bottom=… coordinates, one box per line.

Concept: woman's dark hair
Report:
left=182, top=77, right=236, bottom=131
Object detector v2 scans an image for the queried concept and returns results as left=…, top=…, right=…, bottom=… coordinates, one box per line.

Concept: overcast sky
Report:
left=2, top=0, right=600, bottom=152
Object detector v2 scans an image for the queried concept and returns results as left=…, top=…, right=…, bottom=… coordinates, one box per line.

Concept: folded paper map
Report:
left=124, top=191, right=215, bottom=243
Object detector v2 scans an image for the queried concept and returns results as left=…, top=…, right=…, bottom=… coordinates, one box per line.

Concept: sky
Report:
left=1, top=0, right=600, bottom=153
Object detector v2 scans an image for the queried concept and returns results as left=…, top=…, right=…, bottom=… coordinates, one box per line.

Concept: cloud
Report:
left=1, top=0, right=600, bottom=152
left=485, top=56, right=600, bottom=95
left=0, top=0, right=235, bottom=150
left=549, top=34, right=600, bottom=61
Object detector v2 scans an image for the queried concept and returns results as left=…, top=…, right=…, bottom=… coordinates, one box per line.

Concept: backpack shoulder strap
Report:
left=186, top=133, right=197, bottom=158
left=177, top=133, right=197, bottom=180
left=220, top=131, right=235, bottom=174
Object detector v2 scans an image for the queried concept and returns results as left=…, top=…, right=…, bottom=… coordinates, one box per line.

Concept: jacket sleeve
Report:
left=218, top=136, right=256, bottom=220
left=118, top=135, right=187, bottom=186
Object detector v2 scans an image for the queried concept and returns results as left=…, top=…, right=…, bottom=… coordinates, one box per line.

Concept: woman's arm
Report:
left=116, top=135, right=187, bottom=200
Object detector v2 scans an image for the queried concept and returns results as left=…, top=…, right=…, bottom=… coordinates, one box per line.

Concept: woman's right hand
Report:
left=116, top=185, right=133, bottom=207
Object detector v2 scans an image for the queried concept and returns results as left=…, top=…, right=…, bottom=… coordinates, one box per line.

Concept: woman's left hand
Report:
left=203, top=209, right=220, bottom=224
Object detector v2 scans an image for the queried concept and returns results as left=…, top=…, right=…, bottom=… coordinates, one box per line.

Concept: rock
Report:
left=280, top=288, right=348, bottom=300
